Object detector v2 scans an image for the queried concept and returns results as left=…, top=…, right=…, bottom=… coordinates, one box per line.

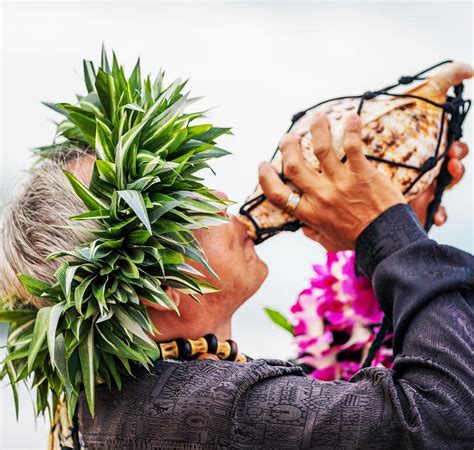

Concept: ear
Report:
left=141, top=286, right=181, bottom=313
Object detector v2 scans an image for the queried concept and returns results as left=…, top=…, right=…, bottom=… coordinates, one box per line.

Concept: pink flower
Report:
left=289, top=251, right=393, bottom=381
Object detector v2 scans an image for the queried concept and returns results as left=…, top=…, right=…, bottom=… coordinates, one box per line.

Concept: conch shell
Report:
left=239, top=62, right=473, bottom=241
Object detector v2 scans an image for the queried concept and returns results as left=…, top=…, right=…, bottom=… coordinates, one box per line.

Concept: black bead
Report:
left=176, top=338, right=192, bottom=359
left=226, top=339, right=238, bottom=361
left=204, top=334, right=218, bottom=354
left=363, top=91, right=377, bottom=100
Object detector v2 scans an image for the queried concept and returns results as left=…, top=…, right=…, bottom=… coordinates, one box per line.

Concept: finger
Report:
left=448, top=141, right=469, bottom=160
left=279, top=135, right=318, bottom=191
left=447, top=158, right=465, bottom=189
left=343, top=113, right=368, bottom=172
left=258, top=162, right=294, bottom=210
left=310, top=112, right=343, bottom=177
left=434, top=205, right=447, bottom=226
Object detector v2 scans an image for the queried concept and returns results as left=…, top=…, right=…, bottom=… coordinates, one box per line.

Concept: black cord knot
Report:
left=362, top=91, right=377, bottom=100
left=398, top=75, right=417, bottom=85
left=291, top=111, right=306, bottom=123
left=421, top=156, right=437, bottom=172
left=442, top=102, right=456, bottom=114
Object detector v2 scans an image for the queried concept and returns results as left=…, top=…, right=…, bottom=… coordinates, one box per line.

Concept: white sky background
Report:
left=0, top=1, right=472, bottom=448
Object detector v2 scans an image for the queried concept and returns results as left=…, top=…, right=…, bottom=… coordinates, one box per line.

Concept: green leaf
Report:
left=61, top=105, right=96, bottom=144
left=65, top=265, right=80, bottom=300
left=101, top=44, right=110, bottom=73
left=47, top=303, right=65, bottom=368
left=115, top=307, right=156, bottom=347
left=69, top=209, right=111, bottom=221
left=129, top=58, right=141, bottom=93
left=148, top=200, right=181, bottom=223
left=127, top=230, right=151, bottom=245
left=79, top=324, right=95, bottom=416
left=63, top=170, right=107, bottom=211
left=92, top=279, right=107, bottom=311
left=74, top=277, right=94, bottom=315
left=195, top=127, right=232, bottom=143
left=17, top=274, right=50, bottom=297
left=95, top=118, right=115, bottom=162
left=54, top=334, right=72, bottom=396
left=0, top=310, right=36, bottom=323
left=119, top=258, right=139, bottom=279
left=42, top=101, right=68, bottom=116
left=27, top=307, right=51, bottom=371
left=83, top=60, right=96, bottom=93
left=117, top=190, right=151, bottom=233
left=95, top=68, right=117, bottom=120
left=263, top=308, right=293, bottom=334
left=96, top=160, right=117, bottom=185
left=102, top=352, right=122, bottom=390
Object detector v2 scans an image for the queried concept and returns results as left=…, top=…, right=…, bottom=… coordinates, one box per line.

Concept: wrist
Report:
left=355, top=203, right=427, bottom=278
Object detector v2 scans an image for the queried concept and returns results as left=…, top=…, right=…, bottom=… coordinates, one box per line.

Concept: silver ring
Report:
left=283, top=192, right=301, bottom=214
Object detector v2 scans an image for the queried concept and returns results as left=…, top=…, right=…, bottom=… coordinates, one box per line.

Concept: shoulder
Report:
left=78, top=359, right=307, bottom=447
left=141, top=358, right=306, bottom=400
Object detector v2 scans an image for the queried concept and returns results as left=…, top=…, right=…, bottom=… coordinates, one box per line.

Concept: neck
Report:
left=147, top=308, right=233, bottom=343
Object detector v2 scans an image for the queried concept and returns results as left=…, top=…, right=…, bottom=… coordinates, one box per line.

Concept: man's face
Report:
left=192, top=192, right=268, bottom=308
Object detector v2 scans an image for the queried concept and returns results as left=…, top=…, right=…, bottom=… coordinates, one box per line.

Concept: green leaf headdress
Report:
left=0, top=48, right=231, bottom=419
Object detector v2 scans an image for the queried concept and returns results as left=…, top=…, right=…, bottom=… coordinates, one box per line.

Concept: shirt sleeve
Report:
left=234, top=204, right=474, bottom=449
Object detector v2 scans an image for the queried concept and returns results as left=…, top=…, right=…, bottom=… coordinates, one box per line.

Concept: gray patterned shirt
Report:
left=78, top=205, right=474, bottom=449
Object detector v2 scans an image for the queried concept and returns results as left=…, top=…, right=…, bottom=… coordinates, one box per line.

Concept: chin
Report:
left=247, top=256, right=269, bottom=297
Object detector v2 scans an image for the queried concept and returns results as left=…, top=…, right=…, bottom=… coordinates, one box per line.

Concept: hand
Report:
left=437, top=141, right=468, bottom=226
left=409, top=141, right=469, bottom=227
left=258, top=112, right=406, bottom=251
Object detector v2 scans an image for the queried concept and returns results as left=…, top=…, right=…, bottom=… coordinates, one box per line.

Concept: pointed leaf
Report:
left=47, top=303, right=65, bottom=368
left=63, top=170, right=107, bottom=211
left=27, top=307, right=51, bottom=371
left=17, top=274, right=50, bottom=297
left=83, top=60, right=96, bottom=93
left=79, top=325, right=95, bottom=416
left=264, top=308, right=293, bottom=334
left=117, top=190, right=151, bottom=233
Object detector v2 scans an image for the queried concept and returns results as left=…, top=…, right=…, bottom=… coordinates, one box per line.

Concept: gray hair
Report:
left=0, top=147, right=96, bottom=308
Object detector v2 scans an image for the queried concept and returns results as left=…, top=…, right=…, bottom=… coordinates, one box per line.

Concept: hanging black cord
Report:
left=424, top=90, right=471, bottom=231
left=361, top=316, right=391, bottom=369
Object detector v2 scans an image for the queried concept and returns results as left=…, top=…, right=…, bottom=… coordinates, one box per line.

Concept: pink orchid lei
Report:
left=289, top=251, right=393, bottom=381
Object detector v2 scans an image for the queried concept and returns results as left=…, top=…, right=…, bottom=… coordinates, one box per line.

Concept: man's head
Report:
left=0, top=149, right=268, bottom=337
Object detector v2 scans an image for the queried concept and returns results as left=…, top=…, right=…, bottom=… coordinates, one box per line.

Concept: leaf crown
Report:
left=0, top=47, right=231, bottom=419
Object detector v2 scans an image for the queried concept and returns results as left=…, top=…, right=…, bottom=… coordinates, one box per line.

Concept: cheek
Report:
left=193, top=226, right=235, bottom=276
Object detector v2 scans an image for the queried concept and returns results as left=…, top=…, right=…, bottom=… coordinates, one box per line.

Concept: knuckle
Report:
left=313, top=144, right=330, bottom=159
left=280, top=135, right=299, bottom=152
left=344, top=139, right=361, bottom=153
left=284, top=160, right=300, bottom=178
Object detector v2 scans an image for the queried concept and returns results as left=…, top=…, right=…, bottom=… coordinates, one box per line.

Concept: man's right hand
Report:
left=258, top=112, right=406, bottom=251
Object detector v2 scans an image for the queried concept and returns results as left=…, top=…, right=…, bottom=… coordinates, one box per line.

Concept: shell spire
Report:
left=409, top=61, right=473, bottom=103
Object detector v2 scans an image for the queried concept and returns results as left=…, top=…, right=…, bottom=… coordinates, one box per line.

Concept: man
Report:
left=2, top=108, right=471, bottom=448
